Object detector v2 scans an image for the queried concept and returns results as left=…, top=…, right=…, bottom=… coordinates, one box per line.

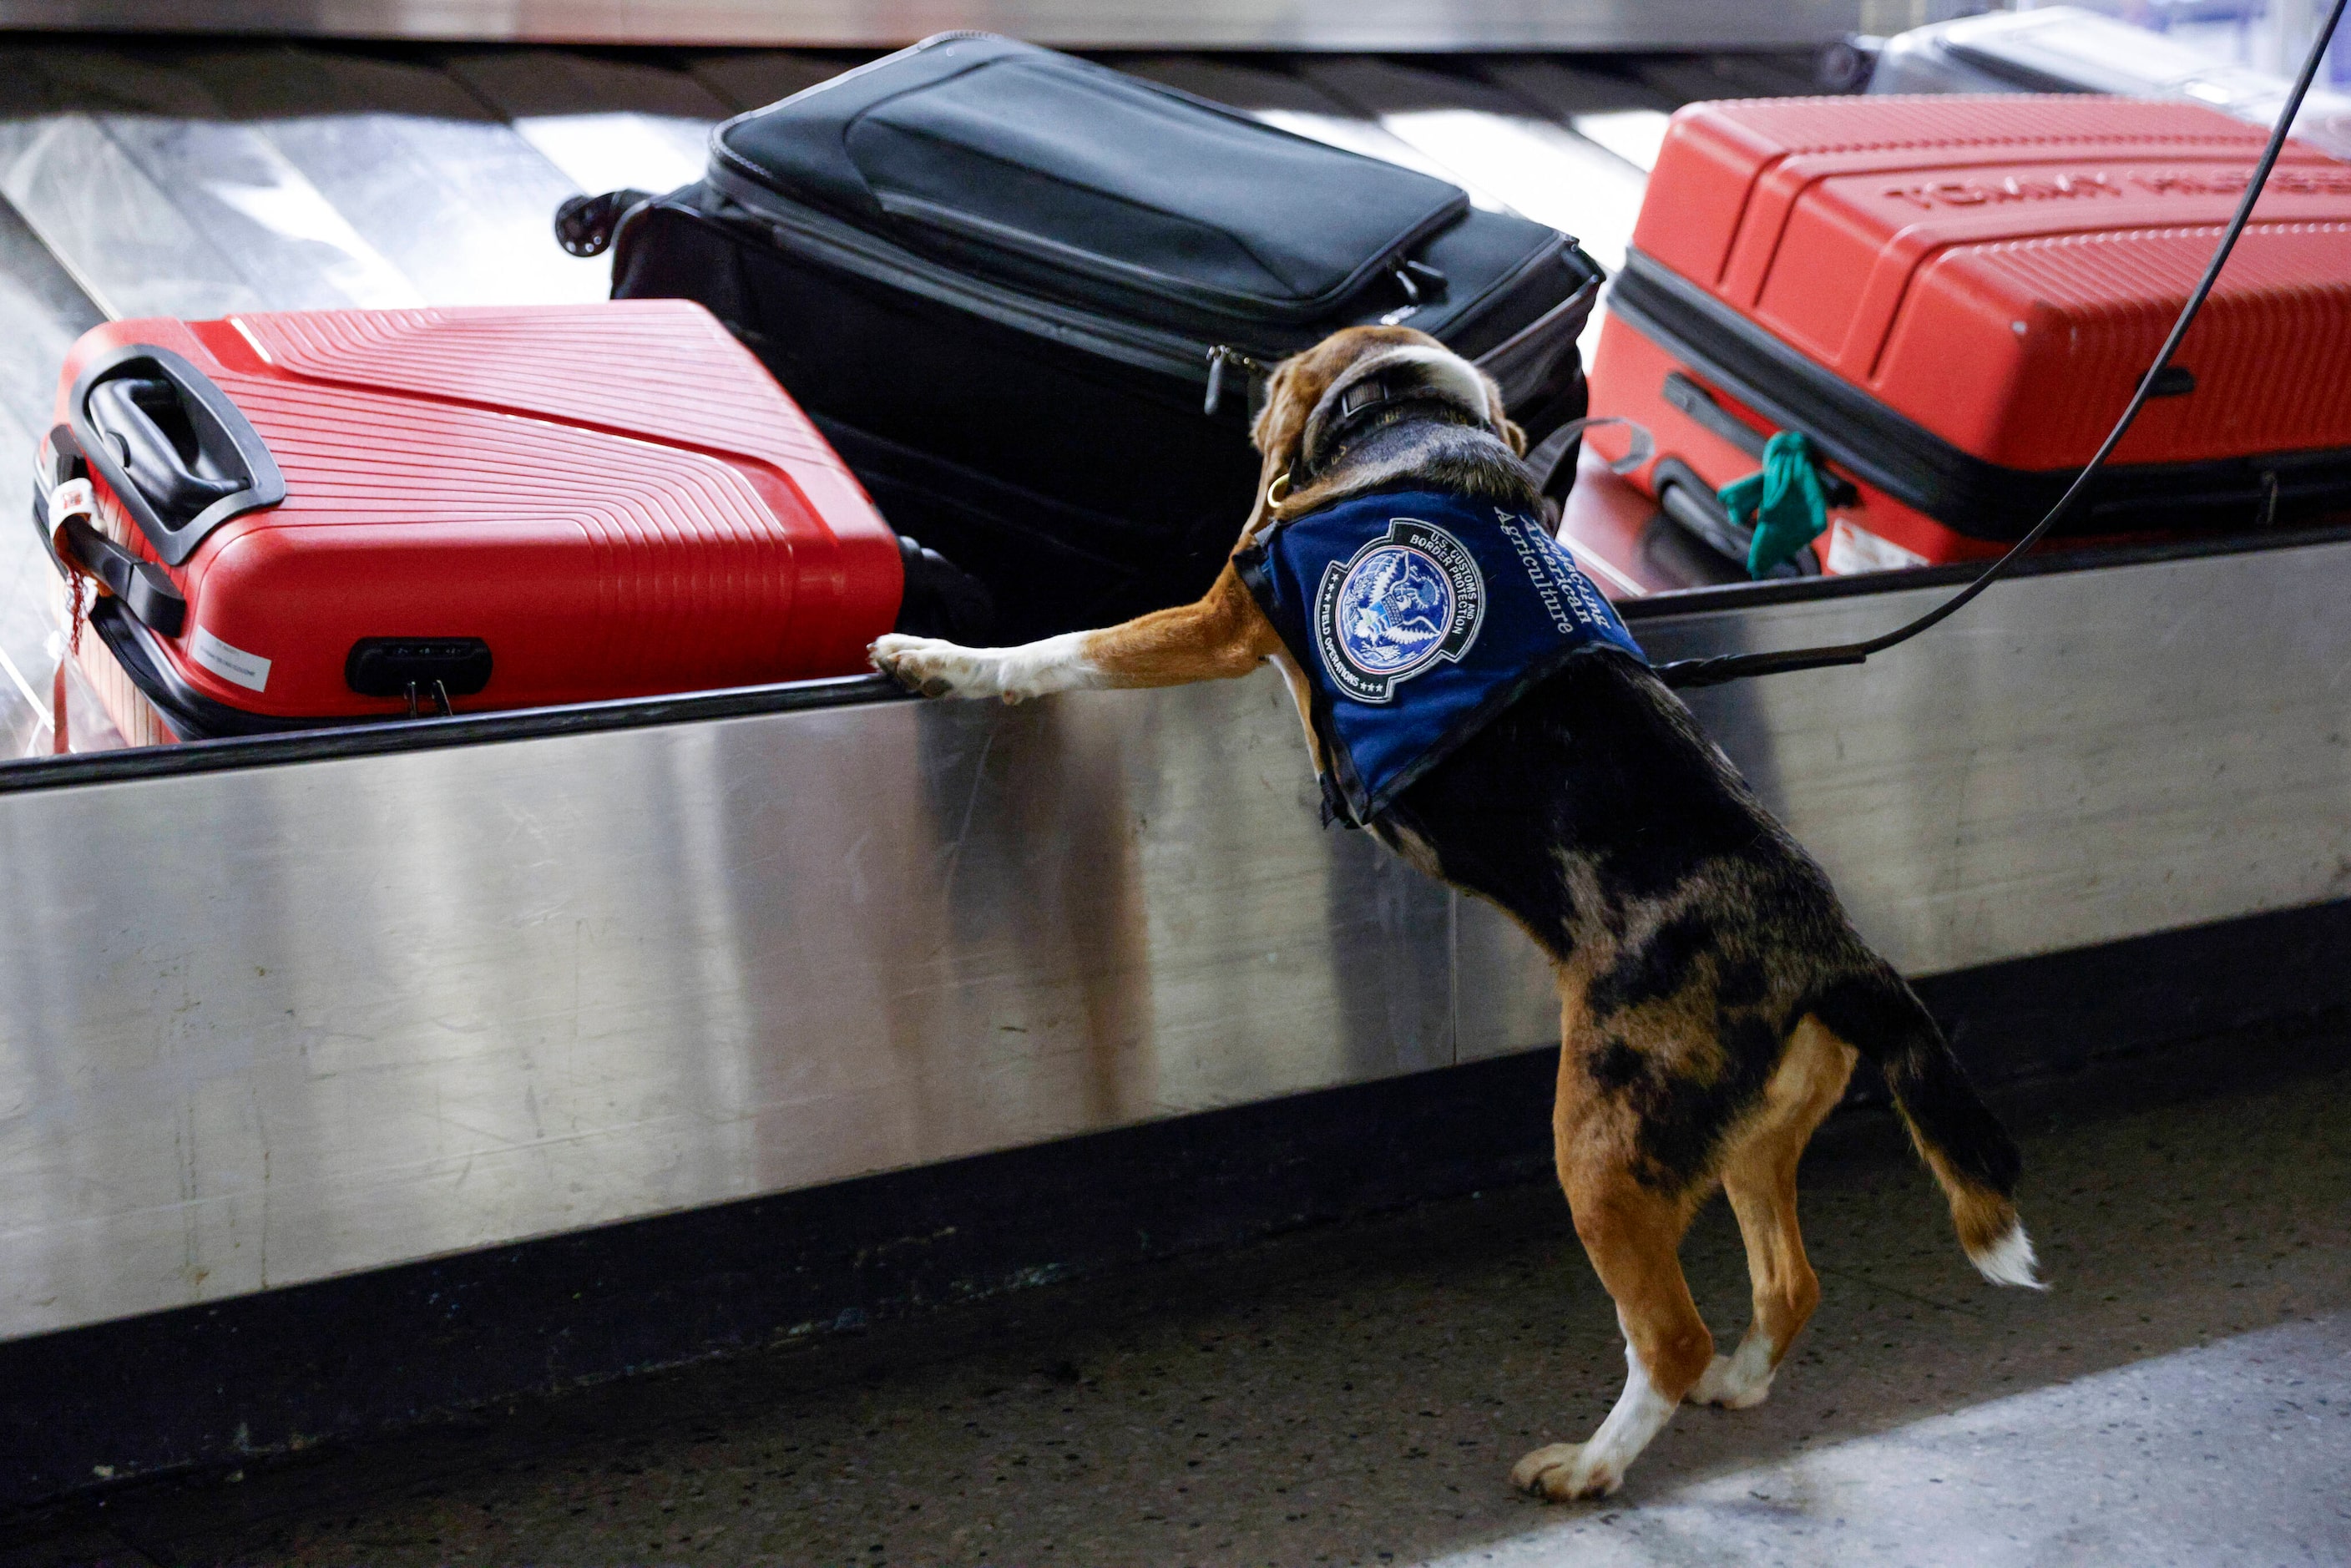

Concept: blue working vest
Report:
left=1235, top=487, right=1646, bottom=827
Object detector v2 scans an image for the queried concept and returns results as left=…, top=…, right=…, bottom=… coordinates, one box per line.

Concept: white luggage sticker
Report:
left=190, top=626, right=271, bottom=692
left=1825, top=520, right=1929, bottom=576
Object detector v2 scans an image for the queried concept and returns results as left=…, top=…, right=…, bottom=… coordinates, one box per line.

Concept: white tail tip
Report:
left=1967, top=1220, right=2046, bottom=1290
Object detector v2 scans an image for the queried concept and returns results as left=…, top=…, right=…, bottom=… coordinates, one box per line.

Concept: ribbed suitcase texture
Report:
left=1589, top=95, right=2351, bottom=569
left=43, top=301, right=902, bottom=734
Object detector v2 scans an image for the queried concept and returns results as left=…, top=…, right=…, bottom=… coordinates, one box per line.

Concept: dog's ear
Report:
left=1251, top=356, right=1313, bottom=473
left=1231, top=356, right=1310, bottom=538
left=1484, top=378, right=1525, bottom=457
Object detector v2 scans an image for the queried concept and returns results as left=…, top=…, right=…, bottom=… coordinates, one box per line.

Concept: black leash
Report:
left=1655, top=0, right=2348, bottom=691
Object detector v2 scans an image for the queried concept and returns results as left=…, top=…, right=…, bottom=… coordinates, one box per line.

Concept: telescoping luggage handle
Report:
left=1656, top=0, right=2346, bottom=691
left=63, top=343, right=285, bottom=568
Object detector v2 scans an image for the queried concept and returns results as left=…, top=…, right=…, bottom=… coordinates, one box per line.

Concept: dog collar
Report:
left=1336, top=372, right=1398, bottom=422
left=1294, top=372, right=1492, bottom=487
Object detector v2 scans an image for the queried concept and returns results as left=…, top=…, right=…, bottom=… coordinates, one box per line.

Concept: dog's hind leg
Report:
left=1691, top=1016, right=1857, bottom=1409
left=1513, top=1164, right=1712, bottom=1500
left=1514, top=1047, right=1715, bottom=1501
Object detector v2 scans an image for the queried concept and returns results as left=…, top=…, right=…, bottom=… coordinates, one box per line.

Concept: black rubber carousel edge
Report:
left=0, top=670, right=913, bottom=794
left=10, top=518, right=2351, bottom=797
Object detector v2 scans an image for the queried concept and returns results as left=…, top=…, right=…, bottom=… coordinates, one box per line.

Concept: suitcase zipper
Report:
left=670, top=183, right=1595, bottom=422
left=1615, top=252, right=2351, bottom=538
left=1203, top=346, right=1271, bottom=418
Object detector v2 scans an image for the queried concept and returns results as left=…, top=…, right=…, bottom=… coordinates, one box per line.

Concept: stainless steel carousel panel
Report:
left=0, top=47, right=423, bottom=315
left=174, top=47, right=609, bottom=308
left=1641, top=544, right=2351, bottom=979
left=441, top=50, right=723, bottom=199
left=0, top=109, right=270, bottom=320
left=0, top=672, right=1452, bottom=1342
left=0, top=201, right=101, bottom=758
left=1296, top=57, right=1648, bottom=271
left=69, top=114, right=423, bottom=309
left=1481, top=58, right=1678, bottom=172
left=0, top=0, right=1878, bottom=50
left=681, top=51, right=852, bottom=114
left=0, top=43, right=614, bottom=311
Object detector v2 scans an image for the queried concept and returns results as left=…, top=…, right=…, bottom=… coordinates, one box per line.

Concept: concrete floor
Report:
left=10, top=1054, right=2350, bottom=1567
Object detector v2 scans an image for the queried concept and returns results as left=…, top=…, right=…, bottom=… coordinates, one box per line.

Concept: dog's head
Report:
left=1249, top=326, right=1523, bottom=514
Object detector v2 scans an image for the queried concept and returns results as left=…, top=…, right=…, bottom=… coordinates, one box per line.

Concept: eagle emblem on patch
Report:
left=1315, top=517, right=1486, bottom=703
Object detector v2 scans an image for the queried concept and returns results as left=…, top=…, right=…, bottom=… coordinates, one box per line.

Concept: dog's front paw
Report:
left=1511, top=1442, right=1623, bottom=1502
left=869, top=634, right=1001, bottom=700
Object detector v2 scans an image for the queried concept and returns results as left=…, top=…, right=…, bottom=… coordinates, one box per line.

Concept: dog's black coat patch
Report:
left=1714, top=958, right=1770, bottom=1010
left=1378, top=650, right=2011, bottom=1195
left=1277, top=352, right=2020, bottom=1207
left=1380, top=651, right=1780, bottom=954
left=1588, top=1038, right=1647, bottom=1094
left=1570, top=1007, right=1787, bottom=1189
left=1587, top=908, right=1714, bottom=1019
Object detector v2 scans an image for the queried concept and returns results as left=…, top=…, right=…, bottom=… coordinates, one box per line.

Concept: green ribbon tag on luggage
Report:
left=1719, top=430, right=1829, bottom=577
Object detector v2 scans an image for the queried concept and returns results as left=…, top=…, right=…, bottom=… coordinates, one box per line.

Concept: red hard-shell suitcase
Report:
left=1586, top=96, right=2351, bottom=571
left=36, top=301, right=902, bottom=739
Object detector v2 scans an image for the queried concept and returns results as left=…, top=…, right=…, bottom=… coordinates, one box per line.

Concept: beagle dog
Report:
left=869, top=325, right=2039, bottom=1501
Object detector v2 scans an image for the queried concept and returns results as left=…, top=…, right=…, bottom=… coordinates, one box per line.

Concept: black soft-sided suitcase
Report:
left=563, top=33, right=1603, bottom=640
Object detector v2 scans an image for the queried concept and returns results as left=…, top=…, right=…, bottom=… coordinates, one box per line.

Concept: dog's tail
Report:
left=1811, top=966, right=2043, bottom=1289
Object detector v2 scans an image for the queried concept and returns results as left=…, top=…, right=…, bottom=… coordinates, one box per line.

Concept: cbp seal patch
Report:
left=1235, top=486, right=1646, bottom=823
left=1315, top=517, right=1485, bottom=703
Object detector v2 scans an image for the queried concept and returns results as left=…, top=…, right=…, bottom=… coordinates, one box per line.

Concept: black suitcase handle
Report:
left=53, top=508, right=188, bottom=638
left=68, top=344, right=285, bottom=566
left=1662, top=372, right=1858, bottom=508
left=86, top=379, right=247, bottom=519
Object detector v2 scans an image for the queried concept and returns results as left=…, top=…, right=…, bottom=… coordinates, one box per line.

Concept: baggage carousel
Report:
left=3, top=34, right=2348, bottom=1503
left=0, top=0, right=1877, bottom=50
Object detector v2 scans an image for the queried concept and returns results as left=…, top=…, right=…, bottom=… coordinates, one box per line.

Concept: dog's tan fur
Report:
left=870, top=325, right=2037, bottom=1501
